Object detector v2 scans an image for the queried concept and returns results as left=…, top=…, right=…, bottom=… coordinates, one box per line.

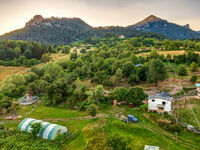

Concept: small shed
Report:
left=18, top=93, right=39, bottom=105
left=119, top=35, right=125, bottom=39
left=144, top=145, right=159, bottom=150
left=18, top=118, right=68, bottom=140
left=135, top=64, right=143, bottom=67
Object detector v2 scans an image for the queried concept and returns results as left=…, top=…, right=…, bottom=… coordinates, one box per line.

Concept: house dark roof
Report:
left=147, top=92, right=173, bottom=101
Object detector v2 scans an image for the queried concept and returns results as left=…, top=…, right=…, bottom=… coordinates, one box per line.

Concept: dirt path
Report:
left=0, top=114, right=108, bottom=124
left=146, top=125, right=199, bottom=149
left=42, top=114, right=108, bottom=122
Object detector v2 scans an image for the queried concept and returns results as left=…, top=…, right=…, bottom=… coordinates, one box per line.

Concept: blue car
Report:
left=127, top=115, right=138, bottom=122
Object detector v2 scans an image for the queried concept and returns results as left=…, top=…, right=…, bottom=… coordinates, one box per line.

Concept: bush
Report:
left=41, top=53, right=51, bottom=63
left=30, top=122, right=43, bottom=139
left=106, top=133, right=131, bottom=150
left=87, top=104, right=97, bottom=116
left=140, top=103, right=148, bottom=110
left=78, top=99, right=95, bottom=111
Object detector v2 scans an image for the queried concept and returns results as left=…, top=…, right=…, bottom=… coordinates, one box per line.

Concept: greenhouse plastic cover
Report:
left=18, top=118, right=68, bottom=140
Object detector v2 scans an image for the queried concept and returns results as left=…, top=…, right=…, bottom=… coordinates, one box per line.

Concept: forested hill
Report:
left=128, top=15, right=200, bottom=40
left=0, top=15, right=93, bottom=45
left=0, top=15, right=167, bottom=44
left=1, top=14, right=197, bottom=44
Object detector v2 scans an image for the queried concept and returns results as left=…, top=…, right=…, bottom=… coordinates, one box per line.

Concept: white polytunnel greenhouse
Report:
left=18, top=118, right=68, bottom=140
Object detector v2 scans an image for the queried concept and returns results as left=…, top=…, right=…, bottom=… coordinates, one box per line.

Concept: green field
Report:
left=1, top=104, right=200, bottom=150
left=0, top=65, right=26, bottom=85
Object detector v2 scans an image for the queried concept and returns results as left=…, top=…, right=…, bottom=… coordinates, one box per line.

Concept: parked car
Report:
left=127, top=115, right=138, bottom=122
left=121, top=115, right=138, bottom=123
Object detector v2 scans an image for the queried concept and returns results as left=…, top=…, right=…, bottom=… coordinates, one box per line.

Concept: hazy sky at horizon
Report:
left=0, top=0, right=200, bottom=35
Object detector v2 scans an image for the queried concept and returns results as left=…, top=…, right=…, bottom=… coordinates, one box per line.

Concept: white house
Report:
left=147, top=92, right=173, bottom=113
left=195, top=83, right=200, bottom=97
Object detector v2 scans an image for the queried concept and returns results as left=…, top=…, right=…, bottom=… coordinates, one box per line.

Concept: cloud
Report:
left=0, top=0, right=199, bottom=34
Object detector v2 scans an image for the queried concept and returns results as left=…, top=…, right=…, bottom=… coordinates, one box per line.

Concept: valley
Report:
left=1, top=36, right=200, bottom=149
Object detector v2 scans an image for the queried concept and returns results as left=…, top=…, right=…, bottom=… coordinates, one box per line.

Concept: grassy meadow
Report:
left=0, top=65, right=27, bottom=85
left=1, top=103, right=200, bottom=150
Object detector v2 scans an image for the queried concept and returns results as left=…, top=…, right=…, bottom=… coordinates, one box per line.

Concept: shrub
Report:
left=78, top=99, right=95, bottom=111
left=190, top=62, right=198, bottom=72
left=106, top=133, right=131, bottom=150
left=87, top=104, right=97, bottom=116
left=41, top=53, right=51, bottom=63
left=30, top=122, right=43, bottom=139
left=140, top=103, right=148, bottom=110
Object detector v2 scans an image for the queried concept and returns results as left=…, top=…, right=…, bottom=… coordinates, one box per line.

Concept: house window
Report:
left=152, top=99, right=155, bottom=102
left=162, top=101, right=166, bottom=105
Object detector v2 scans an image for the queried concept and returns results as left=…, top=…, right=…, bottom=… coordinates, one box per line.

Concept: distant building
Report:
left=195, top=83, right=200, bottom=96
left=18, top=93, right=39, bottom=105
left=119, top=35, right=125, bottom=39
left=147, top=92, right=173, bottom=113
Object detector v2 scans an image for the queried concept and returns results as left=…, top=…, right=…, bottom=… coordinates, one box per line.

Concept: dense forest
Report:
left=1, top=36, right=200, bottom=149
left=0, top=15, right=171, bottom=45
left=1, top=37, right=200, bottom=113
left=0, top=40, right=54, bottom=66
left=0, top=40, right=71, bottom=66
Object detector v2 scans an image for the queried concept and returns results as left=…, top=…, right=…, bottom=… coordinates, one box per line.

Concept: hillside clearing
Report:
left=0, top=65, right=27, bottom=85
left=136, top=50, right=200, bottom=57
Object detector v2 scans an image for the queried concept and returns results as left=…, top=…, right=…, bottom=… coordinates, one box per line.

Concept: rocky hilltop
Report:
left=128, top=15, right=200, bottom=40
left=0, top=15, right=199, bottom=44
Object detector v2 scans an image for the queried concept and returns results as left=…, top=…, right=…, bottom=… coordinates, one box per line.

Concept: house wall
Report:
left=196, top=87, right=200, bottom=96
left=148, top=98, right=172, bottom=112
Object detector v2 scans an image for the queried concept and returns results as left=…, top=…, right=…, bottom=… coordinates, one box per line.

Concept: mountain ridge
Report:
left=128, top=15, right=200, bottom=40
left=0, top=15, right=199, bottom=44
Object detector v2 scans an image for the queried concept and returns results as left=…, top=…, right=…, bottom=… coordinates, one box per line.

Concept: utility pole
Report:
left=175, top=132, right=178, bottom=143
left=184, top=94, right=186, bottom=108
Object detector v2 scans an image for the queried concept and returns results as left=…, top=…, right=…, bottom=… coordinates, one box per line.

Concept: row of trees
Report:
left=84, top=37, right=200, bottom=51
left=0, top=40, right=55, bottom=60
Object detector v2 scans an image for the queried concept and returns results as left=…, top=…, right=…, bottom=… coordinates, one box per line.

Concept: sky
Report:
left=0, top=0, right=200, bottom=35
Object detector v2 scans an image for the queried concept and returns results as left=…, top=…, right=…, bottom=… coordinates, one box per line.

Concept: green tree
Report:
left=24, top=48, right=32, bottom=59
left=130, top=53, right=139, bottom=65
left=30, top=122, right=43, bottom=139
left=80, top=49, right=86, bottom=54
left=111, top=68, right=123, bottom=85
left=128, top=74, right=139, bottom=85
left=113, top=87, right=128, bottom=101
left=127, top=87, right=147, bottom=106
left=70, top=50, right=78, bottom=60
left=177, top=65, right=188, bottom=80
left=122, top=62, right=135, bottom=77
left=24, top=72, right=38, bottom=83
left=62, top=46, right=71, bottom=54
left=87, top=104, right=97, bottom=116
left=93, top=85, right=105, bottom=103
left=190, top=75, right=198, bottom=83
left=149, top=50, right=159, bottom=59
left=190, top=62, right=198, bottom=72
left=41, top=53, right=51, bottom=63
left=147, top=59, right=168, bottom=86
